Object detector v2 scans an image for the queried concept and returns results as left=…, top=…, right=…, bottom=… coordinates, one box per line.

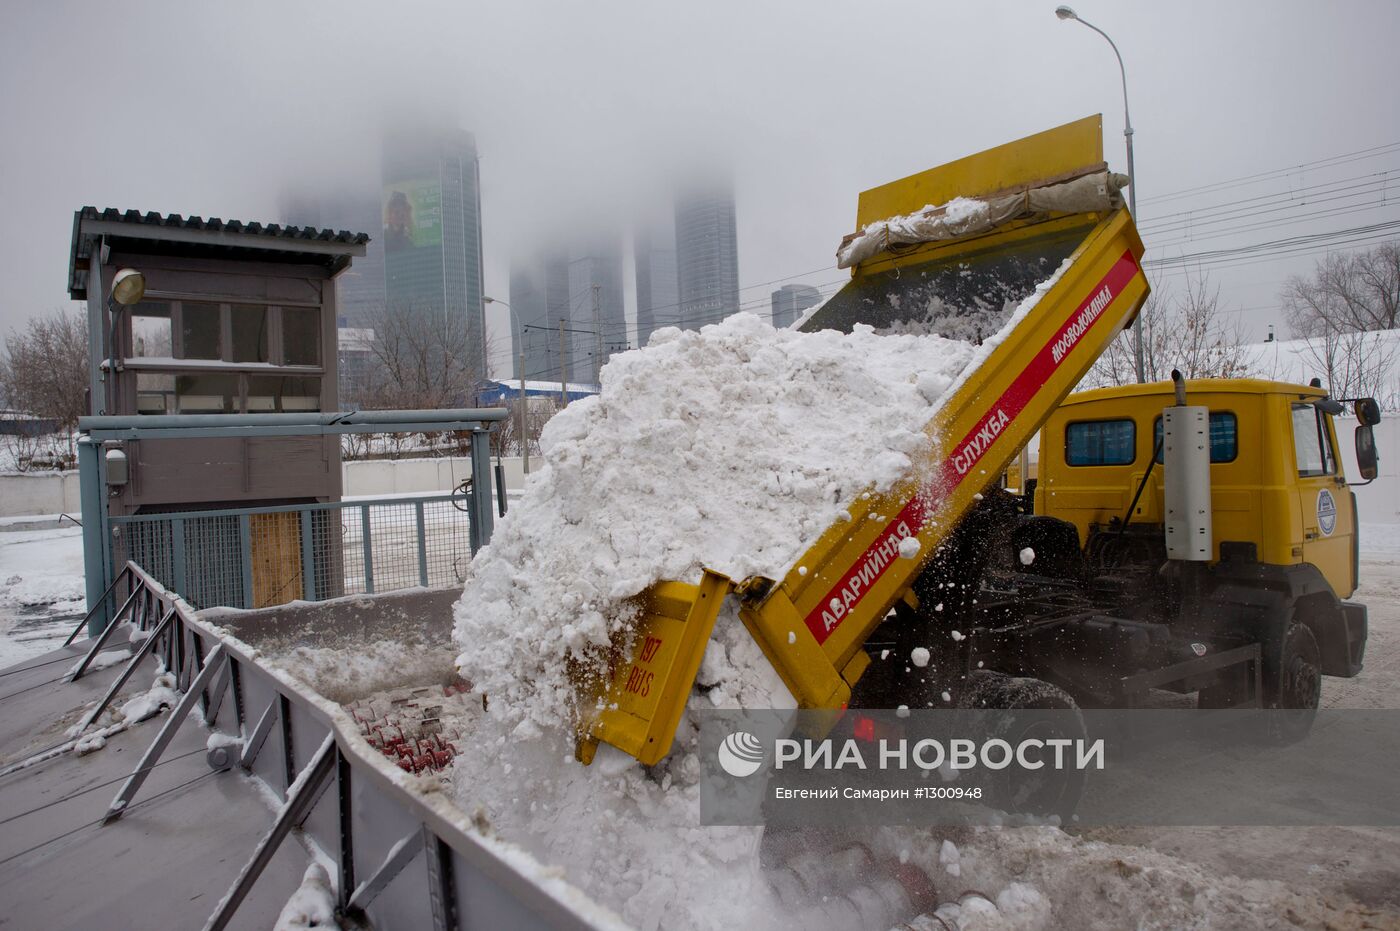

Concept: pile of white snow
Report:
left=445, top=312, right=987, bottom=929
left=453, top=312, right=979, bottom=734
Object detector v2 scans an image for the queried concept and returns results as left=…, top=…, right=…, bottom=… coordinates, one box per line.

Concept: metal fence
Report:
left=109, top=494, right=477, bottom=611
left=49, top=562, right=611, bottom=930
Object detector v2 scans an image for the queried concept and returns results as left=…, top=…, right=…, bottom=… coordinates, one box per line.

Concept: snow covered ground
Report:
left=3, top=450, right=1399, bottom=925
left=5, top=521, right=1400, bottom=927
left=0, top=524, right=86, bottom=667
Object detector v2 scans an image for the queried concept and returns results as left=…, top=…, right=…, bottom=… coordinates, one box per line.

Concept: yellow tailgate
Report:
left=575, top=570, right=731, bottom=766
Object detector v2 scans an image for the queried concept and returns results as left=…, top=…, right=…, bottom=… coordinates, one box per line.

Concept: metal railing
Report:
left=77, top=409, right=505, bottom=634
left=108, top=494, right=479, bottom=611
left=56, top=562, right=616, bottom=930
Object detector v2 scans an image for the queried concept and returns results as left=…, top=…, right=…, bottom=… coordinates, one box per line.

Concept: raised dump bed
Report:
left=576, top=116, right=1150, bottom=767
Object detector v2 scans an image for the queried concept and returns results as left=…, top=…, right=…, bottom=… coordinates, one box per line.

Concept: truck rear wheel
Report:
left=957, top=672, right=1087, bottom=821
left=1264, top=621, right=1321, bottom=742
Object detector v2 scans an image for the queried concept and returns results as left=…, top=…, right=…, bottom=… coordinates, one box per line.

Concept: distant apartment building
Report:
left=381, top=127, right=487, bottom=383
left=634, top=220, right=679, bottom=348
left=674, top=179, right=740, bottom=331
left=336, top=326, right=377, bottom=407
left=770, top=283, right=823, bottom=329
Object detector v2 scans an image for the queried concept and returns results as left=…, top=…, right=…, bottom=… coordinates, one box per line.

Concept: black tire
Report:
left=1263, top=621, right=1321, bottom=742
left=958, top=673, right=1088, bottom=822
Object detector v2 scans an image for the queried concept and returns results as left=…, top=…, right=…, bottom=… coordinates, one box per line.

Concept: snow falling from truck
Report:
left=451, top=311, right=980, bottom=737
left=443, top=287, right=1077, bottom=929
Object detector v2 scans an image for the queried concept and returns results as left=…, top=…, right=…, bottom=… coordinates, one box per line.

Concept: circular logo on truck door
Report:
left=1317, top=488, right=1337, bottom=536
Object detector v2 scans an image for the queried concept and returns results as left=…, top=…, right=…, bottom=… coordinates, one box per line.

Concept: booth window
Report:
left=175, top=373, right=239, bottom=413
left=230, top=305, right=270, bottom=363
left=246, top=375, right=321, bottom=413
left=282, top=308, right=320, bottom=365
left=128, top=301, right=172, bottom=358
left=181, top=302, right=222, bottom=360
left=130, top=300, right=324, bottom=414
left=135, top=372, right=174, bottom=413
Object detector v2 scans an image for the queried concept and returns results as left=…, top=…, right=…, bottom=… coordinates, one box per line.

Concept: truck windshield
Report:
left=1291, top=403, right=1336, bottom=476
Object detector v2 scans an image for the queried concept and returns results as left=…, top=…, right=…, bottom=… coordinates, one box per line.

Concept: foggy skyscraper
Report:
left=510, top=235, right=624, bottom=387
left=674, top=179, right=739, bottom=331
left=634, top=221, right=679, bottom=349
left=381, top=127, right=487, bottom=381
left=509, top=249, right=571, bottom=387
left=568, top=236, right=626, bottom=384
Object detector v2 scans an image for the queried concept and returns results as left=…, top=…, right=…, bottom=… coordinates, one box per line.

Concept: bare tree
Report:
left=356, top=303, right=495, bottom=410
left=489, top=396, right=557, bottom=459
left=337, top=303, right=507, bottom=461
left=1087, top=274, right=1252, bottom=387
left=1291, top=327, right=1399, bottom=408
left=1283, top=242, right=1400, bottom=337
left=0, top=308, right=89, bottom=463
left=1282, top=242, right=1400, bottom=406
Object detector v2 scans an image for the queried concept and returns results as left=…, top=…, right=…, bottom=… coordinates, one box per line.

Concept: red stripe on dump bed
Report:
left=803, top=249, right=1142, bottom=644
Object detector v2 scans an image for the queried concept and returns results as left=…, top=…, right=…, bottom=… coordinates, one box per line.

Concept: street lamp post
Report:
left=1056, top=5, right=1145, bottom=383
left=483, top=297, right=529, bottom=474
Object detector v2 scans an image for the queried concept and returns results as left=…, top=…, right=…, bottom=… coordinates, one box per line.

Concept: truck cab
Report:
left=1027, top=378, right=1376, bottom=695
left=1037, top=379, right=1366, bottom=598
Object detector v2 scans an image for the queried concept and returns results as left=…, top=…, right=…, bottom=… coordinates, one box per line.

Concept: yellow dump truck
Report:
left=575, top=116, right=1379, bottom=767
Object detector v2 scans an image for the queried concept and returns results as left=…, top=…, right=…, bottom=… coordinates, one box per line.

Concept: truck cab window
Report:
left=1153, top=411, right=1238, bottom=463
left=1065, top=419, right=1135, bottom=466
left=1292, top=403, right=1334, bottom=476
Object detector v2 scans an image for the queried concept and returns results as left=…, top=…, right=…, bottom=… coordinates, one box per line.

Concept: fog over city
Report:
left=3, top=0, right=1399, bottom=375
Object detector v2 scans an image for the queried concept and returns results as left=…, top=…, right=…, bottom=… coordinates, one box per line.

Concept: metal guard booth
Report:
left=68, top=207, right=507, bottom=629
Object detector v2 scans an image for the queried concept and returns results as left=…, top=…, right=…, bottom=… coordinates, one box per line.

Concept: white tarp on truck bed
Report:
left=836, top=171, right=1128, bottom=269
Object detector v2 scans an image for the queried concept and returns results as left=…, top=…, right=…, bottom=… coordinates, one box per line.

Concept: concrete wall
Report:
left=342, top=455, right=532, bottom=498
left=0, top=471, right=83, bottom=517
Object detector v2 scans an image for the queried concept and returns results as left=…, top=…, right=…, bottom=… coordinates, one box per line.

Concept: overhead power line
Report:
left=1136, top=140, right=1400, bottom=207
left=1137, top=168, right=1400, bottom=235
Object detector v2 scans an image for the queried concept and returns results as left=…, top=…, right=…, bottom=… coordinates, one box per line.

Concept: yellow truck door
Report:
left=1290, top=402, right=1356, bottom=597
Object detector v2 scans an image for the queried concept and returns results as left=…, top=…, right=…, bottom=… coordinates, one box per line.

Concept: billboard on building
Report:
left=382, top=178, right=442, bottom=253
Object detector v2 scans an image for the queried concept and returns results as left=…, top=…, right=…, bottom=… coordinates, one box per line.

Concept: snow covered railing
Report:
left=69, top=560, right=623, bottom=931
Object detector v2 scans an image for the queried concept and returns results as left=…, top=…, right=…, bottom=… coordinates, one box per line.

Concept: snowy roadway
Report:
left=3, top=523, right=1399, bottom=928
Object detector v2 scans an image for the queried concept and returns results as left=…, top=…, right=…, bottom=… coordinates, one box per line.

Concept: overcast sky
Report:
left=3, top=0, right=1398, bottom=375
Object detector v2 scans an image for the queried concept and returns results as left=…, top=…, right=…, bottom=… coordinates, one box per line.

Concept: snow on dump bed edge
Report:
left=452, top=312, right=978, bottom=733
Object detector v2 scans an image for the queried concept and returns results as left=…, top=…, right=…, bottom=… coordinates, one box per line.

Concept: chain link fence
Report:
left=110, top=494, right=476, bottom=611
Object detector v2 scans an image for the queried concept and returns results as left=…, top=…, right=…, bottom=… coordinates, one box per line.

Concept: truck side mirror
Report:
left=1355, top=424, right=1379, bottom=481
left=1354, top=398, right=1381, bottom=426
left=1313, top=397, right=1344, bottom=416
